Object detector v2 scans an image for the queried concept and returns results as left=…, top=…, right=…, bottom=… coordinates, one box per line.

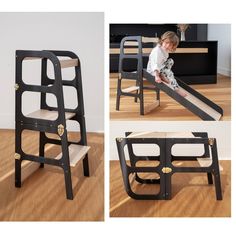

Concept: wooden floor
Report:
left=110, top=73, right=231, bottom=120
left=110, top=160, right=231, bottom=217
left=0, top=129, right=104, bottom=221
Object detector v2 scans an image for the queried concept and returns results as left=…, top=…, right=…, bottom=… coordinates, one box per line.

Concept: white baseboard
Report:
left=218, top=67, right=231, bottom=76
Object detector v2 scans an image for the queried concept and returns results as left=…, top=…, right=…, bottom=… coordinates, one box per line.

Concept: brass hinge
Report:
left=116, top=137, right=123, bottom=142
left=162, top=167, right=172, bottom=174
left=208, top=138, right=215, bottom=146
left=57, top=124, right=65, bottom=137
left=14, top=84, right=19, bottom=90
left=14, top=153, right=21, bottom=160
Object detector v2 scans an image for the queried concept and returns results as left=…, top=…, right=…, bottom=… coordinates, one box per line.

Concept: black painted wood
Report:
left=15, top=50, right=89, bottom=200
left=116, top=132, right=222, bottom=200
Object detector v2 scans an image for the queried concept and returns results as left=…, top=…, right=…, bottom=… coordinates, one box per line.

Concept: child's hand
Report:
left=155, top=75, right=162, bottom=83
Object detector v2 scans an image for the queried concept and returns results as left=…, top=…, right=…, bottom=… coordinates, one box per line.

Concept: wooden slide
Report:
left=143, top=70, right=223, bottom=121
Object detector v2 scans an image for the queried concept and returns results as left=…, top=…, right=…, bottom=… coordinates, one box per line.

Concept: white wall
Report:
left=110, top=121, right=231, bottom=160
left=0, top=12, right=104, bottom=132
left=208, top=24, right=231, bottom=76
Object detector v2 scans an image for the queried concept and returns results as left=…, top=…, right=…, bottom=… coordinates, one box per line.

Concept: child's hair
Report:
left=160, top=31, right=179, bottom=51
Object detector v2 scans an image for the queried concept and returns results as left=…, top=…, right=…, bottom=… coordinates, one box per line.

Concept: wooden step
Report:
left=26, top=109, right=75, bottom=120
left=144, top=101, right=160, bottom=114
left=197, top=157, right=223, bottom=171
left=127, top=132, right=195, bottom=139
left=55, top=144, right=90, bottom=167
left=24, top=57, right=79, bottom=68
left=122, top=86, right=139, bottom=93
left=59, top=59, right=78, bottom=68
left=142, top=37, right=159, bottom=43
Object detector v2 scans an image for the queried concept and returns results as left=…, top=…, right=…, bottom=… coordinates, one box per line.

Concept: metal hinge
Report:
left=162, top=167, right=172, bottom=174
left=14, top=153, right=21, bottom=160
left=57, top=124, right=65, bottom=137
left=14, top=84, right=19, bottom=90
left=208, top=138, right=214, bottom=146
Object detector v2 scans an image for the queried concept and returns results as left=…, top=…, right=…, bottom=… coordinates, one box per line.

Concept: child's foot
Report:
left=176, top=88, right=187, bottom=97
left=155, top=77, right=162, bottom=83
left=160, top=75, right=169, bottom=84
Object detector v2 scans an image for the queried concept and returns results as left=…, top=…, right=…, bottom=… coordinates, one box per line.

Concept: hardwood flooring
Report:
left=110, top=160, right=231, bottom=217
left=0, top=129, right=104, bottom=221
left=110, top=73, right=231, bottom=121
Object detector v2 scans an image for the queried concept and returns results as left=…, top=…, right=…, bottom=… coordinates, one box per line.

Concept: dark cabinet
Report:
left=110, top=41, right=217, bottom=84
left=110, top=24, right=217, bottom=84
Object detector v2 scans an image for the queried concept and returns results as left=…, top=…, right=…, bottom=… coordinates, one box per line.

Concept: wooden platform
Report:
left=55, top=144, right=90, bottom=167
left=110, top=160, right=231, bottom=217
left=0, top=130, right=104, bottom=221
left=127, top=131, right=195, bottom=138
left=26, top=109, right=75, bottom=120
left=24, top=57, right=79, bottom=68
left=110, top=73, right=231, bottom=121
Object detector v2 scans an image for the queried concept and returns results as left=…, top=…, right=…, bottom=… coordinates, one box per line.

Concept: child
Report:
left=147, top=31, right=187, bottom=97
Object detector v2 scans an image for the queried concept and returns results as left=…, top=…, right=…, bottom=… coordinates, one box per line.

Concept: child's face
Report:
left=162, top=39, right=175, bottom=52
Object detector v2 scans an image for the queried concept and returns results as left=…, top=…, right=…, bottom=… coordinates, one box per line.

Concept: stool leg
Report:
left=116, top=78, right=121, bottom=111
left=156, top=89, right=160, bottom=103
left=61, top=131, right=73, bottom=200
left=15, top=159, right=22, bottom=187
left=207, top=172, right=213, bottom=184
left=213, top=170, right=222, bottom=200
left=64, top=168, right=73, bottom=200
left=139, top=91, right=144, bottom=115
left=39, top=132, right=45, bottom=168
left=134, top=80, right=139, bottom=103
left=83, top=154, right=90, bottom=177
left=211, top=140, right=222, bottom=200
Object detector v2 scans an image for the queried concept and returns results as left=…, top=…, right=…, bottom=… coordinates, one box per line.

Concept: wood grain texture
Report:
left=127, top=131, right=195, bottom=138
left=110, top=48, right=208, bottom=54
left=110, top=73, right=231, bottom=121
left=24, top=58, right=79, bottom=68
left=0, top=130, right=104, bottom=221
left=55, top=144, right=90, bottom=167
left=26, top=109, right=75, bottom=120
left=110, top=160, right=231, bottom=217
left=60, top=59, right=78, bottom=68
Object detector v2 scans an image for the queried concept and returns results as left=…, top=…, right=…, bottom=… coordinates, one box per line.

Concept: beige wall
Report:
left=0, top=12, right=104, bottom=132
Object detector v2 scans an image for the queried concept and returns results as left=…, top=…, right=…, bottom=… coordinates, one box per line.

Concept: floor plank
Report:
left=0, top=130, right=104, bottom=221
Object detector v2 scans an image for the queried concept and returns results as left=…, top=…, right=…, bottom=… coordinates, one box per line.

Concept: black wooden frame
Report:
left=116, top=36, right=160, bottom=115
left=15, top=50, right=89, bottom=200
left=116, top=132, right=222, bottom=200
left=116, top=36, right=223, bottom=120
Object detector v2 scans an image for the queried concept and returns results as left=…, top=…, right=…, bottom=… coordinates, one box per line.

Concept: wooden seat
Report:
left=24, top=57, right=79, bottom=68
left=127, top=131, right=195, bottom=139
left=55, top=144, right=90, bottom=167
left=60, top=59, right=78, bottom=68
left=197, top=157, right=223, bottom=171
left=122, top=86, right=139, bottom=93
left=26, top=109, right=76, bottom=120
left=144, top=101, right=160, bottom=114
